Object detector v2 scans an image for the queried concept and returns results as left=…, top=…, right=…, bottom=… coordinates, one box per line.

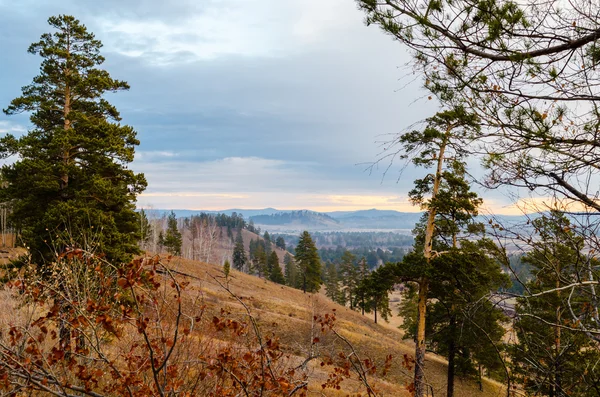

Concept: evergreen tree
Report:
left=275, top=236, right=286, bottom=250
left=263, top=231, right=271, bottom=256
left=248, top=239, right=257, bottom=261
left=355, top=258, right=370, bottom=315
left=283, top=252, right=297, bottom=287
left=512, top=212, right=600, bottom=397
left=294, top=231, right=322, bottom=293
left=394, top=155, right=507, bottom=397
left=426, top=240, right=507, bottom=395
left=157, top=231, right=165, bottom=253
left=223, top=259, right=231, bottom=279
left=163, top=211, right=182, bottom=256
left=268, top=251, right=285, bottom=284
left=232, top=229, right=247, bottom=271
left=324, top=262, right=343, bottom=304
left=252, top=243, right=267, bottom=277
left=138, top=209, right=152, bottom=251
left=0, top=15, right=146, bottom=264
left=360, top=265, right=394, bottom=324
left=338, top=250, right=358, bottom=308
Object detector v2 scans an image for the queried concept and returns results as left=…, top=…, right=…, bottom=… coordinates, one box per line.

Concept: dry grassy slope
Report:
left=203, top=227, right=289, bottom=268
left=168, top=255, right=506, bottom=397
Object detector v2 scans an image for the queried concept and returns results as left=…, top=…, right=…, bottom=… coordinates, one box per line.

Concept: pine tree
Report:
left=275, top=236, right=286, bottom=250
left=138, top=209, right=152, bottom=251
left=252, top=243, right=267, bottom=277
left=0, top=15, right=146, bottom=264
left=512, top=211, right=600, bottom=397
left=294, top=231, right=322, bottom=293
left=223, top=259, right=231, bottom=279
left=163, top=211, right=182, bottom=256
left=283, top=252, right=297, bottom=287
left=268, top=251, right=285, bottom=284
left=263, top=231, right=272, bottom=256
left=355, top=258, right=370, bottom=315
left=391, top=107, right=480, bottom=397
left=324, top=262, right=343, bottom=304
left=338, top=250, right=358, bottom=308
left=395, top=155, right=507, bottom=397
left=232, top=229, right=247, bottom=271
left=360, top=266, right=394, bottom=324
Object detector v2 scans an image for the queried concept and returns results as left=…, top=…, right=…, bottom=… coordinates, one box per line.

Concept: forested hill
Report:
left=249, top=210, right=340, bottom=228
left=156, top=208, right=529, bottom=232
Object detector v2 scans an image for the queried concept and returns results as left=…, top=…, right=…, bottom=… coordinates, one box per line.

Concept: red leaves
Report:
left=0, top=255, right=386, bottom=397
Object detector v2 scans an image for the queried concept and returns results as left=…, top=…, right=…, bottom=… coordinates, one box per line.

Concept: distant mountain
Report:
left=151, top=208, right=287, bottom=219
left=250, top=210, right=340, bottom=230
left=151, top=208, right=533, bottom=233
left=327, top=209, right=406, bottom=219
left=326, top=209, right=424, bottom=229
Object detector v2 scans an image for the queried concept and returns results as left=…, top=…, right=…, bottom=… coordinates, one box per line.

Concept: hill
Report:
left=153, top=208, right=532, bottom=233
left=327, top=209, right=423, bottom=230
left=152, top=256, right=505, bottom=396
left=249, top=210, right=340, bottom=230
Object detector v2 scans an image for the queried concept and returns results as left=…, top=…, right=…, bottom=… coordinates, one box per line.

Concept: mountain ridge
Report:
left=148, top=208, right=531, bottom=232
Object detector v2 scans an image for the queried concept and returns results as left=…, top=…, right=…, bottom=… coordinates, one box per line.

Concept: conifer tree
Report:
left=268, top=251, right=285, bottom=284
left=338, top=250, right=358, bottom=308
left=283, top=252, right=297, bottom=287
left=355, top=258, right=370, bottom=315
left=232, top=229, right=247, bottom=271
left=138, top=209, right=152, bottom=251
left=395, top=149, right=507, bottom=397
left=0, top=15, right=146, bottom=264
left=360, top=266, right=394, bottom=324
left=390, top=107, right=480, bottom=396
left=295, top=231, right=322, bottom=293
left=252, top=243, right=267, bottom=277
left=263, top=233, right=273, bottom=259
left=223, top=259, right=231, bottom=279
left=275, top=236, right=286, bottom=250
left=512, top=212, right=600, bottom=396
left=163, top=211, right=182, bottom=256
left=324, top=262, right=343, bottom=304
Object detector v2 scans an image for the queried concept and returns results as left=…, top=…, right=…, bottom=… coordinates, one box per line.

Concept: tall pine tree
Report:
left=512, top=211, right=600, bottom=396
left=1, top=15, right=146, bottom=264
left=268, top=251, right=285, bottom=284
left=232, top=229, right=247, bottom=271
left=295, top=231, right=322, bottom=293
left=163, top=211, right=182, bottom=256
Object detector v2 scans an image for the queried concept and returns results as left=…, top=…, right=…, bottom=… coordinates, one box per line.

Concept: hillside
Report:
left=161, top=256, right=505, bottom=396
left=250, top=210, right=340, bottom=230
left=158, top=208, right=531, bottom=233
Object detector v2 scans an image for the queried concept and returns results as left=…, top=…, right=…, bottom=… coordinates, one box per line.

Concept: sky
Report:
left=0, top=0, right=526, bottom=214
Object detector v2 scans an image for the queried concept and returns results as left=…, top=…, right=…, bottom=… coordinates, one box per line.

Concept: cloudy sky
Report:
left=0, top=0, right=522, bottom=214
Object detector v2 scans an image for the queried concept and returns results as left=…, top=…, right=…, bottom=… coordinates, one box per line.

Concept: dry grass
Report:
left=163, top=255, right=508, bottom=397
left=0, top=253, right=508, bottom=396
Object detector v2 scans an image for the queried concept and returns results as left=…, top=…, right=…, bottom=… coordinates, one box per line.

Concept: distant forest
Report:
left=250, top=210, right=339, bottom=226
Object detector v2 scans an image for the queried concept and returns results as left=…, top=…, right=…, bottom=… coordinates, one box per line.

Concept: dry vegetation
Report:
left=161, top=256, right=507, bottom=396
left=0, top=253, right=507, bottom=396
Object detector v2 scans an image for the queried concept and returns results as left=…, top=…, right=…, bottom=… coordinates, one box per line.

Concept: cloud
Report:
left=0, top=121, right=27, bottom=135
left=94, top=0, right=362, bottom=64
left=0, top=0, right=524, bottom=215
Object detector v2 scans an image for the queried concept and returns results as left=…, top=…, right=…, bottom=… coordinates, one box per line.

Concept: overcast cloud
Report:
left=0, top=0, right=521, bottom=213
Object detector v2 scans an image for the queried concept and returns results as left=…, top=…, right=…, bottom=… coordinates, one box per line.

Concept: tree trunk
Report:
left=447, top=315, right=456, bottom=397
left=61, top=37, right=72, bottom=195
left=414, top=277, right=429, bottom=397
left=374, top=297, right=378, bottom=324
left=414, top=127, right=449, bottom=397
left=555, top=270, right=562, bottom=396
